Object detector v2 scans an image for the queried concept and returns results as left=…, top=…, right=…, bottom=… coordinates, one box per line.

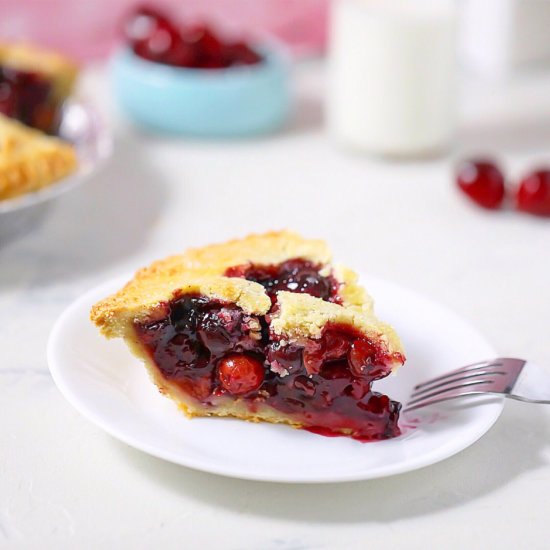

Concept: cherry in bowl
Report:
left=122, top=6, right=263, bottom=70
left=113, top=6, right=289, bottom=136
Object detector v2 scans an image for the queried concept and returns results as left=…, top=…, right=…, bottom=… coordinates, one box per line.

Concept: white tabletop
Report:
left=1, top=62, right=549, bottom=549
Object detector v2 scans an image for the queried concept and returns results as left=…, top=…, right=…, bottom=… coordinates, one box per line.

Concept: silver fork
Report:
left=404, top=358, right=550, bottom=412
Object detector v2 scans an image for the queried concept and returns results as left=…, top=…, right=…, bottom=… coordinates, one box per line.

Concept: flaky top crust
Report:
left=93, top=274, right=272, bottom=338
left=141, top=230, right=332, bottom=275
left=0, top=114, right=78, bottom=200
left=271, top=292, right=402, bottom=359
left=92, top=231, right=332, bottom=335
left=91, top=231, right=404, bottom=363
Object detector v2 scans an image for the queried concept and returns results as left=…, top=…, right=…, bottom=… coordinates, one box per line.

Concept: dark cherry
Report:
left=169, top=295, right=205, bottom=331
left=225, top=259, right=339, bottom=304
left=287, top=265, right=332, bottom=298
left=183, top=26, right=224, bottom=65
left=124, top=6, right=184, bottom=65
left=133, top=21, right=182, bottom=64
left=456, top=159, right=506, bottom=210
left=137, top=295, right=259, bottom=379
left=267, top=342, right=304, bottom=375
left=303, top=332, right=351, bottom=375
left=218, top=353, right=265, bottom=395
left=123, top=6, right=172, bottom=43
left=348, top=339, right=376, bottom=377
left=516, top=169, right=550, bottom=217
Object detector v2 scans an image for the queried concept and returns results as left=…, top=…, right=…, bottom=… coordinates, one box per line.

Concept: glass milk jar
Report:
left=327, top=0, right=457, bottom=157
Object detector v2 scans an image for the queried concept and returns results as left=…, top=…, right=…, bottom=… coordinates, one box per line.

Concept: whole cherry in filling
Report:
left=218, top=353, right=265, bottom=395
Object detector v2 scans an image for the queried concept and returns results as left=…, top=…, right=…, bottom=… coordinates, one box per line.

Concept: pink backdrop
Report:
left=0, top=0, right=329, bottom=61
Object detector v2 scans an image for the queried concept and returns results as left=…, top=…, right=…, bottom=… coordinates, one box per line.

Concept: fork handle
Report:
left=509, top=362, right=550, bottom=404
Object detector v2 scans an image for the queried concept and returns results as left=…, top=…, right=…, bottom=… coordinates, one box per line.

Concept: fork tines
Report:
left=405, top=359, right=508, bottom=411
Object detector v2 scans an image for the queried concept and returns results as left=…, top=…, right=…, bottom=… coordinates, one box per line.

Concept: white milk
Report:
left=327, top=0, right=457, bottom=157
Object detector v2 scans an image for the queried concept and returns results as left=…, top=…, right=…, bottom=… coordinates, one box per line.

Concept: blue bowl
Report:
left=111, top=46, right=290, bottom=137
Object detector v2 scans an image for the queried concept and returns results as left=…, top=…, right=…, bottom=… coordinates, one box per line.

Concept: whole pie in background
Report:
left=0, top=43, right=79, bottom=201
left=91, top=231, right=406, bottom=441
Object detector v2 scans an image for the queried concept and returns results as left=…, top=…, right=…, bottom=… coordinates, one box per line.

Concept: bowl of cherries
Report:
left=112, top=6, right=290, bottom=136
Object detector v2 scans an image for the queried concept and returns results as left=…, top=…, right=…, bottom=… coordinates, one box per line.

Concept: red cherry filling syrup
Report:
left=134, top=291, right=404, bottom=441
left=0, top=65, right=59, bottom=133
left=123, top=6, right=263, bottom=69
left=225, top=259, right=341, bottom=304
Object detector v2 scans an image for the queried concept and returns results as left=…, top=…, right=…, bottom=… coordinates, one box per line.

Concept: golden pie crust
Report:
left=91, top=231, right=405, bottom=429
left=91, top=230, right=403, bottom=360
left=0, top=114, right=78, bottom=200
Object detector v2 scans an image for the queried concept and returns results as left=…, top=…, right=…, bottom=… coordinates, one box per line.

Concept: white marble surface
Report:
left=1, top=62, right=550, bottom=549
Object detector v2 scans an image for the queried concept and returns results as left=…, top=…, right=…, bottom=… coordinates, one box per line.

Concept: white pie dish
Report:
left=0, top=101, right=112, bottom=242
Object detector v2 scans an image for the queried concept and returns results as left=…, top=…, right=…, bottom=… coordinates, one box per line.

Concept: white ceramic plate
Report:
left=48, top=275, right=503, bottom=483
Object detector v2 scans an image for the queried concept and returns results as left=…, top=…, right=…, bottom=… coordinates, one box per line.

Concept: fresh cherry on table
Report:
left=516, top=169, right=550, bottom=217
left=455, top=159, right=506, bottom=210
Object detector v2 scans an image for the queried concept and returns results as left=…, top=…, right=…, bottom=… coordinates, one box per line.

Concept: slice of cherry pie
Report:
left=91, top=231, right=405, bottom=441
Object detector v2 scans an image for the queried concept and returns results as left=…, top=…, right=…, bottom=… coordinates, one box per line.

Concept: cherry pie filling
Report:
left=0, top=65, right=60, bottom=133
left=225, top=259, right=341, bottom=304
left=133, top=260, right=404, bottom=441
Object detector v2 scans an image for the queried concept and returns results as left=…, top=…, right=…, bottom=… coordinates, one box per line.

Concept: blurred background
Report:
left=1, top=0, right=550, bottom=247
left=1, top=6, right=550, bottom=546
left=0, top=0, right=330, bottom=60
left=4, top=0, right=550, bottom=157
left=3, top=0, right=550, bottom=74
